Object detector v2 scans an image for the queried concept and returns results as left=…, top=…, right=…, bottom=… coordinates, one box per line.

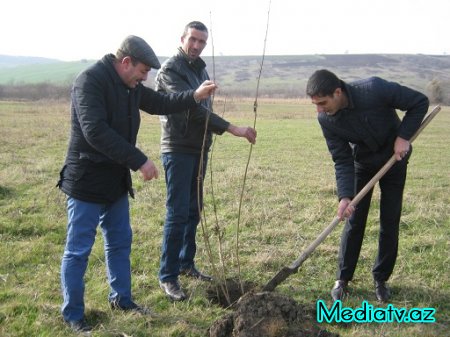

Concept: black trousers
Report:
left=336, top=155, right=409, bottom=283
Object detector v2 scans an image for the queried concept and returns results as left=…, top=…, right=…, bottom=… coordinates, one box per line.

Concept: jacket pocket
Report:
left=61, top=162, right=87, bottom=182
left=79, top=152, right=112, bottom=163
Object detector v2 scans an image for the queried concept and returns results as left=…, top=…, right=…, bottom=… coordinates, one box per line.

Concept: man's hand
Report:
left=337, top=197, right=355, bottom=220
left=394, top=136, right=410, bottom=161
left=139, top=160, right=159, bottom=181
left=193, top=80, right=217, bottom=102
left=227, top=125, right=257, bottom=144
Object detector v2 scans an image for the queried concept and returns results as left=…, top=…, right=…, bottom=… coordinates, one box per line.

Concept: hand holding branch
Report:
left=193, top=80, right=217, bottom=101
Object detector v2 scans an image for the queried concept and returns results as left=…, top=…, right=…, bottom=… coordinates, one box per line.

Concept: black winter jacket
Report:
left=318, top=77, right=429, bottom=200
left=58, top=54, right=199, bottom=203
left=155, top=48, right=230, bottom=154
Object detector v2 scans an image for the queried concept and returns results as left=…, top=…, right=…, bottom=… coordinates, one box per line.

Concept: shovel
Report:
left=263, top=105, right=441, bottom=292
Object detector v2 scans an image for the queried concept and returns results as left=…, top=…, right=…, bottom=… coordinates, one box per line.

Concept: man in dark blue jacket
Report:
left=155, top=21, right=257, bottom=301
left=57, top=35, right=216, bottom=332
left=306, top=69, right=429, bottom=303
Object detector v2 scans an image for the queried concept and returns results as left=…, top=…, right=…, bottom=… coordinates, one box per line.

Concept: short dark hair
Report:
left=306, top=69, right=342, bottom=97
left=183, top=21, right=208, bottom=37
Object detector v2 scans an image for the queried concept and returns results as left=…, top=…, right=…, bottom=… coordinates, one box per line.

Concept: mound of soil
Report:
left=208, top=291, right=338, bottom=337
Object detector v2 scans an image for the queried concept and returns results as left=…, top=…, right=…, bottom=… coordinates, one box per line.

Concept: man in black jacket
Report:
left=306, top=69, right=429, bottom=303
left=155, top=21, right=257, bottom=301
left=57, top=35, right=216, bottom=332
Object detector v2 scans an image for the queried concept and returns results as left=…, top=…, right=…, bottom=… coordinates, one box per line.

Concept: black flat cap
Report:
left=118, top=35, right=161, bottom=69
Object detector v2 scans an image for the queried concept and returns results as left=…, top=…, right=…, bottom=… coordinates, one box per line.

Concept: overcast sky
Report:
left=2, top=0, right=449, bottom=61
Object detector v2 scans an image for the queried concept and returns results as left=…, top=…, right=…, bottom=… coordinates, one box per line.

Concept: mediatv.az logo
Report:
left=316, top=300, right=436, bottom=323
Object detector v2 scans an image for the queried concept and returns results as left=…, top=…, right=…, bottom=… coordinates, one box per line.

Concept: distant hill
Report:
left=0, top=55, right=95, bottom=85
left=1, top=54, right=449, bottom=101
left=0, top=54, right=61, bottom=68
left=200, top=54, right=450, bottom=100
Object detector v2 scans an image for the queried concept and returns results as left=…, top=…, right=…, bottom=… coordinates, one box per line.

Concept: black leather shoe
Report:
left=331, top=280, right=348, bottom=301
left=110, top=299, right=152, bottom=315
left=159, top=279, right=187, bottom=301
left=65, top=318, right=92, bottom=333
left=375, top=281, right=391, bottom=303
left=180, top=266, right=213, bottom=281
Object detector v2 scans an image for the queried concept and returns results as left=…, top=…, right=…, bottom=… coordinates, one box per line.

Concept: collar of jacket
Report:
left=340, top=80, right=355, bottom=110
left=101, top=54, right=139, bottom=90
left=322, top=80, right=354, bottom=121
left=177, top=47, right=207, bottom=70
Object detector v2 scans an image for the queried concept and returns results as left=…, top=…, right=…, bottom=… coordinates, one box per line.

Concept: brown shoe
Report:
left=331, top=280, right=348, bottom=301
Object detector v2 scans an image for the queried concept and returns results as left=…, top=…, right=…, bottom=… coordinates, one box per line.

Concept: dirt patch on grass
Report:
left=206, top=278, right=258, bottom=307
left=207, top=279, right=338, bottom=337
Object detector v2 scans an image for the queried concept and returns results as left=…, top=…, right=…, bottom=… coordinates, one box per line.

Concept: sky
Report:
left=2, top=0, right=449, bottom=61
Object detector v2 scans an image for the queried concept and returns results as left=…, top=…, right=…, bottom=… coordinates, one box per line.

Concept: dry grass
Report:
left=0, top=100, right=448, bottom=337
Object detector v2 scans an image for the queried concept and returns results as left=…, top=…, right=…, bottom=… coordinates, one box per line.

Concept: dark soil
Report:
left=206, top=278, right=259, bottom=308
left=207, top=279, right=338, bottom=337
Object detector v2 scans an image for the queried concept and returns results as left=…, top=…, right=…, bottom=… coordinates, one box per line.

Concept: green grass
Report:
left=0, top=100, right=449, bottom=336
left=0, top=60, right=96, bottom=85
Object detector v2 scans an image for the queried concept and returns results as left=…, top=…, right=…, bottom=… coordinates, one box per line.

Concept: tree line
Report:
left=0, top=82, right=71, bottom=101
left=0, top=80, right=448, bottom=104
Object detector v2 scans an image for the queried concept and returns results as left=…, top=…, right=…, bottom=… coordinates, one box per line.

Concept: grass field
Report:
left=0, top=60, right=96, bottom=85
left=0, top=99, right=448, bottom=337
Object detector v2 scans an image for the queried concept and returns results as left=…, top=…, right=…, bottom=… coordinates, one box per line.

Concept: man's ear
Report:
left=121, top=56, right=132, bottom=66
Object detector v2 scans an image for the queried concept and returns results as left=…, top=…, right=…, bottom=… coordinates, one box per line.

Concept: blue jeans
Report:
left=61, top=194, right=133, bottom=321
left=159, top=153, right=207, bottom=282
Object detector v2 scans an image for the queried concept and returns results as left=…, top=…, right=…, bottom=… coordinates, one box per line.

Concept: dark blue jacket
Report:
left=58, top=54, right=198, bottom=203
left=156, top=48, right=230, bottom=154
left=318, top=77, right=429, bottom=200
